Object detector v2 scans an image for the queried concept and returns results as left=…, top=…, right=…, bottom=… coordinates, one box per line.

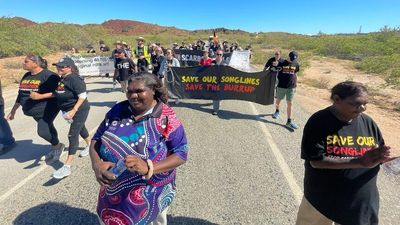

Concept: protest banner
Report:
left=68, top=55, right=114, bottom=77
left=173, top=49, right=232, bottom=67
left=229, top=50, right=252, bottom=72
left=167, top=65, right=276, bottom=105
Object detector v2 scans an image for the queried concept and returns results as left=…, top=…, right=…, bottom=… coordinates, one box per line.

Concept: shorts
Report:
left=276, top=87, right=295, bottom=101
left=296, top=196, right=339, bottom=225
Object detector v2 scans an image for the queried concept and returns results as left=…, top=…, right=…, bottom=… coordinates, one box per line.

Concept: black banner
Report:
left=173, top=49, right=232, bottom=67
left=166, top=66, right=276, bottom=105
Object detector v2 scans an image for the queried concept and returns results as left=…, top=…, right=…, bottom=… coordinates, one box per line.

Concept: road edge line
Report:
left=0, top=127, right=98, bottom=203
left=249, top=102, right=303, bottom=205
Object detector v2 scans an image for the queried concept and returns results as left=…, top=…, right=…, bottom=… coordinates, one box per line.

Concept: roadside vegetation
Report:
left=1, top=17, right=400, bottom=88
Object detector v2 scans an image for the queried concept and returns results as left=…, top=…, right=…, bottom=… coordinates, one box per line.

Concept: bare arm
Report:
left=293, top=73, right=298, bottom=88
left=7, top=102, right=21, bottom=120
left=30, top=92, right=54, bottom=100
left=89, top=140, right=116, bottom=186
left=64, top=97, right=86, bottom=120
left=125, top=154, right=186, bottom=175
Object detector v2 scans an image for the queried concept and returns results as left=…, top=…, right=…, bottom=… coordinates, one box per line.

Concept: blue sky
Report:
left=0, top=0, right=399, bottom=35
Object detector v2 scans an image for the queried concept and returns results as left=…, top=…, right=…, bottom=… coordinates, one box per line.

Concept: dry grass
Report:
left=0, top=52, right=65, bottom=86
left=301, top=76, right=331, bottom=89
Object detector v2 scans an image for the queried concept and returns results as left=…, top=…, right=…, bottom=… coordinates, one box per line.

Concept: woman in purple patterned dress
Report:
left=90, top=72, right=189, bottom=225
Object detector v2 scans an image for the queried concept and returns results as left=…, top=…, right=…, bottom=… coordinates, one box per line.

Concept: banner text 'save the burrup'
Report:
left=166, top=65, right=277, bottom=105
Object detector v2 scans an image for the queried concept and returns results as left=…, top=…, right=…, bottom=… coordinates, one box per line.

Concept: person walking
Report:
left=159, top=49, right=180, bottom=104
left=264, top=50, right=284, bottom=71
left=151, top=47, right=165, bottom=77
left=271, top=51, right=300, bottom=129
left=7, top=55, right=64, bottom=161
left=0, top=78, right=15, bottom=153
left=90, top=72, right=188, bottom=225
left=31, top=57, right=91, bottom=179
left=199, top=50, right=212, bottom=66
left=210, top=49, right=228, bottom=115
left=296, top=81, right=394, bottom=225
left=115, top=49, right=137, bottom=93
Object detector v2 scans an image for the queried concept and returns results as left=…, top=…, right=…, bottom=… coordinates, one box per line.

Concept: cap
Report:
left=289, top=51, right=298, bottom=61
left=53, top=57, right=75, bottom=67
left=115, top=48, right=125, bottom=54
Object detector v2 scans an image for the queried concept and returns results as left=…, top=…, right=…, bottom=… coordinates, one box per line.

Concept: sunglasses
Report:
left=216, top=54, right=223, bottom=56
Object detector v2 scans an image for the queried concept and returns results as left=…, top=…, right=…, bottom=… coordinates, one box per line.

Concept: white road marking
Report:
left=0, top=127, right=98, bottom=203
left=249, top=102, right=303, bottom=204
left=0, top=99, right=303, bottom=206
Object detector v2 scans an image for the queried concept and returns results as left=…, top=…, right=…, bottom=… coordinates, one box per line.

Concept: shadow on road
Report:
left=172, top=101, right=293, bottom=132
left=168, top=215, right=219, bottom=225
left=0, top=140, right=72, bottom=171
left=87, top=87, right=120, bottom=94
left=13, top=202, right=99, bottom=225
left=0, top=140, right=50, bottom=163
left=89, top=101, right=117, bottom=108
left=86, top=80, right=112, bottom=85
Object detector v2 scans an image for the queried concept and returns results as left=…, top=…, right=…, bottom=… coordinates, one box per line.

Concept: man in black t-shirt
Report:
left=271, top=51, right=300, bottom=130
left=264, top=50, right=284, bottom=71
left=115, top=49, right=137, bottom=93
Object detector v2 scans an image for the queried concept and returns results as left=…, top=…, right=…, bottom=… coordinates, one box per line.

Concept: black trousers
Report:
left=67, top=107, right=90, bottom=155
left=33, top=108, right=60, bottom=146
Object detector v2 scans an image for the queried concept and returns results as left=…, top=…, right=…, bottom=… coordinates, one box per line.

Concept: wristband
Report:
left=142, top=159, right=154, bottom=180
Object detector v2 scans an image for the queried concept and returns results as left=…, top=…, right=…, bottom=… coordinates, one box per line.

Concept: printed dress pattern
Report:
left=96, top=102, right=188, bottom=225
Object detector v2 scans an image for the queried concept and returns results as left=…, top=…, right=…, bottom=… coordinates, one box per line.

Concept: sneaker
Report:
left=286, top=121, right=299, bottom=130
left=272, top=111, right=280, bottom=119
left=212, top=111, right=218, bottom=115
left=53, top=165, right=71, bottom=179
left=79, top=145, right=90, bottom=157
left=42, top=143, right=65, bottom=163
left=175, top=99, right=179, bottom=105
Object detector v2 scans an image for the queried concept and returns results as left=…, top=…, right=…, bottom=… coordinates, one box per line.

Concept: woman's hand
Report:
left=6, top=111, right=15, bottom=120
left=92, top=161, right=117, bottom=186
left=125, top=155, right=149, bottom=175
left=30, top=91, right=42, bottom=100
left=358, top=145, right=392, bottom=168
left=65, top=109, right=76, bottom=120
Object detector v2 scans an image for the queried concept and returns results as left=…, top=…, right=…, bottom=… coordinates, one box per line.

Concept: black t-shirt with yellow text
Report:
left=16, top=69, right=60, bottom=117
left=301, top=107, right=383, bottom=225
left=277, top=60, right=299, bottom=89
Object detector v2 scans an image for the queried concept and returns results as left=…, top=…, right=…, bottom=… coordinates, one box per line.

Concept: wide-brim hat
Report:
left=52, top=57, right=75, bottom=67
left=121, top=41, right=128, bottom=46
left=114, top=40, right=122, bottom=45
left=136, top=37, right=145, bottom=42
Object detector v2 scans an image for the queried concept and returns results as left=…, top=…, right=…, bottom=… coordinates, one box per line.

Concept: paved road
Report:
left=0, top=78, right=399, bottom=225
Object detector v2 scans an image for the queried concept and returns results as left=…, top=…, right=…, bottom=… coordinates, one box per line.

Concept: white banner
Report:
left=68, top=55, right=114, bottom=77
left=228, top=50, right=251, bottom=72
